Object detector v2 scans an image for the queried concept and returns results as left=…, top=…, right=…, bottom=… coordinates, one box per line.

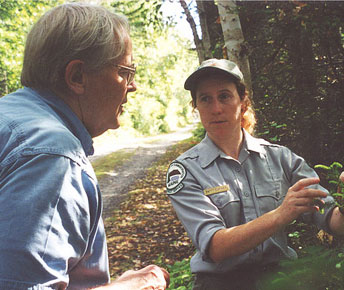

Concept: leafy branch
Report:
left=315, top=162, right=344, bottom=213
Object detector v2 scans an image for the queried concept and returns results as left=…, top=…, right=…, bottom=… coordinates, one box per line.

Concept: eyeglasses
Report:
left=115, top=64, right=136, bottom=85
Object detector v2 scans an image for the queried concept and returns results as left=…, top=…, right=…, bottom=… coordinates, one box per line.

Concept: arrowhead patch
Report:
left=166, top=162, right=186, bottom=194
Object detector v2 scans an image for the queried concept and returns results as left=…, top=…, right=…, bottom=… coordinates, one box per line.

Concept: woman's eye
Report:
left=219, top=93, right=231, bottom=102
left=199, top=96, right=210, bottom=103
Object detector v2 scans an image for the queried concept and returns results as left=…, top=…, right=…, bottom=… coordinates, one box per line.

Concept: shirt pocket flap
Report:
left=208, top=190, right=240, bottom=209
left=254, top=182, right=282, bottom=201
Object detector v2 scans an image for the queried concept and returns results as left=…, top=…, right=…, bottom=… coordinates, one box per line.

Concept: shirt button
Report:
left=235, top=166, right=241, bottom=172
left=244, top=192, right=249, bottom=197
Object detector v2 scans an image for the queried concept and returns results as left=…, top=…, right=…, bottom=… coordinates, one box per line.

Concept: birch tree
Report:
left=217, top=0, right=252, bottom=93
left=179, top=0, right=223, bottom=63
left=195, top=0, right=213, bottom=61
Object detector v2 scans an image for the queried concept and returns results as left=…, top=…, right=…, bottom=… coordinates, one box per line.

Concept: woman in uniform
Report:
left=166, top=59, right=344, bottom=290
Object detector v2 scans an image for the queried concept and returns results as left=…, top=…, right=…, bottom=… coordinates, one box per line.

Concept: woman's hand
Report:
left=339, top=171, right=344, bottom=183
left=209, top=178, right=329, bottom=263
left=276, top=177, right=327, bottom=225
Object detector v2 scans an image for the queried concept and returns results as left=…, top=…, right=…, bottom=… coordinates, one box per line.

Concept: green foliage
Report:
left=315, top=162, right=344, bottom=212
left=109, top=0, right=198, bottom=136
left=91, top=149, right=135, bottom=181
left=0, top=0, right=198, bottom=136
left=167, top=258, right=194, bottom=290
left=257, top=246, right=344, bottom=290
left=264, top=162, right=344, bottom=290
left=257, top=120, right=287, bottom=143
left=0, top=0, right=62, bottom=96
left=118, top=25, right=197, bottom=135
left=192, top=122, right=206, bottom=142
left=238, top=1, right=344, bottom=167
left=104, top=0, right=198, bottom=135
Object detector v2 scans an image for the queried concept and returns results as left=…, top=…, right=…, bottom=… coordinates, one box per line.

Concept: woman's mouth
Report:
left=211, top=120, right=226, bottom=124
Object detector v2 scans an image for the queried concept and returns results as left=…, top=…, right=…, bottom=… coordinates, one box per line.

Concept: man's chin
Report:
left=113, top=120, right=120, bottom=130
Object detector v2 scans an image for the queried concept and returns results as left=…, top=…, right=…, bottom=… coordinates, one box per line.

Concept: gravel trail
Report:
left=89, top=126, right=193, bottom=220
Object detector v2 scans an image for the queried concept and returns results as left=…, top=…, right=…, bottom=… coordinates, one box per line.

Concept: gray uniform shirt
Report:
left=166, top=130, right=334, bottom=274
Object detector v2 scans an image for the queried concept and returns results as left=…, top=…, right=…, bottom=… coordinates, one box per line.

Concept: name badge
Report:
left=204, top=184, right=230, bottom=196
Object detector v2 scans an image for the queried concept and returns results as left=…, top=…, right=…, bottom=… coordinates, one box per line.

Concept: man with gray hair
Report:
left=0, top=3, right=169, bottom=289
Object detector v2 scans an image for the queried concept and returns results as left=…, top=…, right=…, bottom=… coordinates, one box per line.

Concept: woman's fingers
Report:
left=278, top=178, right=328, bottom=223
left=289, top=177, right=320, bottom=192
left=339, top=172, right=344, bottom=183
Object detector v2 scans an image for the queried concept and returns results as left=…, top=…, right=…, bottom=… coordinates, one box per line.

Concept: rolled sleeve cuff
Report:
left=198, top=224, right=224, bottom=262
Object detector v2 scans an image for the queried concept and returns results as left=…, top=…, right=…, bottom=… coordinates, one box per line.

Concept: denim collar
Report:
left=24, top=87, right=94, bottom=156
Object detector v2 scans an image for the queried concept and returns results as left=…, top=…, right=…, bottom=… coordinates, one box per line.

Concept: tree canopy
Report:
left=0, top=0, right=63, bottom=95
left=0, top=0, right=198, bottom=137
left=239, top=1, right=344, bottom=166
left=179, top=0, right=344, bottom=167
left=1, top=0, right=343, bottom=165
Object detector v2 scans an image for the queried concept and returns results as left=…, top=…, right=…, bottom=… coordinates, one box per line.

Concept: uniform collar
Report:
left=197, top=134, right=222, bottom=168
left=197, top=129, right=267, bottom=168
left=242, top=129, right=267, bottom=156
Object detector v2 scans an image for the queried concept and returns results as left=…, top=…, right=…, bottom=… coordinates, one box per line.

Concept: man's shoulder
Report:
left=0, top=89, right=84, bottom=165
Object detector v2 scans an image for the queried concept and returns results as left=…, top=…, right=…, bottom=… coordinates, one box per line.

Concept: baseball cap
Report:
left=184, top=58, right=243, bottom=90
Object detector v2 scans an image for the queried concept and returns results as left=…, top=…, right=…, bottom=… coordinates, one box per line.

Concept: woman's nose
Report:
left=211, top=99, right=223, bottom=114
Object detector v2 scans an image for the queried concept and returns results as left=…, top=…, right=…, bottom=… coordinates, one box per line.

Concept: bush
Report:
left=167, top=258, right=194, bottom=290
left=192, top=122, right=205, bottom=142
left=257, top=246, right=344, bottom=290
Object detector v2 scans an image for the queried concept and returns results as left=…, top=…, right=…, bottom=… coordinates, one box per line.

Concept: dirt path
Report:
left=90, top=125, right=194, bottom=220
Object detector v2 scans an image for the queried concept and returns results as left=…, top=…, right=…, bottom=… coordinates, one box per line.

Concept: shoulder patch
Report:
left=166, top=162, right=186, bottom=195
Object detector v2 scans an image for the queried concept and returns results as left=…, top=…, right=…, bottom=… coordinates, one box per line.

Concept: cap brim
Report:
left=184, top=66, right=241, bottom=90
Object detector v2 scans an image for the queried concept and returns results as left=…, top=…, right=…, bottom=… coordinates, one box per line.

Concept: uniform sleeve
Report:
left=0, top=153, right=92, bottom=289
left=280, top=147, right=335, bottom=232
left=166, top=161, right=225, bottom=262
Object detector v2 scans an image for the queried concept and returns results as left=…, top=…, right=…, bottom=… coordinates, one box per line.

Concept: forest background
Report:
left=1, top=0, right=344, bottom=289
left=1, top=0, right=343, bottom=168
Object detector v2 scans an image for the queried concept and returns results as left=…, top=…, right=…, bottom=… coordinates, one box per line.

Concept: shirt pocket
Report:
left=208, top=190, right=240, bottom=209
left=254, top=181, right=283, bottom=214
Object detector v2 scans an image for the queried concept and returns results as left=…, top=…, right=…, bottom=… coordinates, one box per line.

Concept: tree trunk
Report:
left=217, top=0, right=252, bottom=94
left=179, top=0, right=205, bottom=63
left=195, top=0, right=213, bottom=60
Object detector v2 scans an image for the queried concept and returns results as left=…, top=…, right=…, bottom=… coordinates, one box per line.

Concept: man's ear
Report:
left=65, top=60, right=86, bottom=95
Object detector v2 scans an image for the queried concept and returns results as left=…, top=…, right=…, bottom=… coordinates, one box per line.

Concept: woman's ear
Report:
left=65, top=60, right=85, bottom=95
left=241, top=103, right=247, bottom=114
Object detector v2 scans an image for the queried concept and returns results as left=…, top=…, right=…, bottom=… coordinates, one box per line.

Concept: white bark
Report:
left=217, top=0, right=252, bottom=94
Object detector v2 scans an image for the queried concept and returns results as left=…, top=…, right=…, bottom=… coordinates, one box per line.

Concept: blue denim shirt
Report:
left=166, top=131, right=335, bottom=274
left=0, top=88, right=110, bottom=289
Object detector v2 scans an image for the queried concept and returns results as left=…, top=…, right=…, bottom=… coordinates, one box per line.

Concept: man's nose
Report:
left=127, top=80, right=137, bottom=92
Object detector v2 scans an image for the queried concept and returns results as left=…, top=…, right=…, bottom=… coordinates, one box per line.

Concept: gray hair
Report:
left=21, top=3, right=130, bottom=93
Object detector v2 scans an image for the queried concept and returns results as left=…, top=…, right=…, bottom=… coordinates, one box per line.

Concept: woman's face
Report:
left=195, top=75, right=244, bottom=140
